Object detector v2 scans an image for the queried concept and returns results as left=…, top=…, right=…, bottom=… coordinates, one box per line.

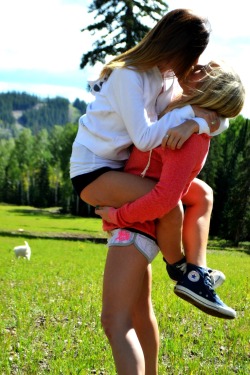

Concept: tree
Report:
left=49, top=125, right=66, bottom=206
left=0, top=138, right=15, bottom=201
left=54, top=123, right=79, bottom=212
left=222, top=118, right=250, bottom=243
left=3, top=153, right=21, bottom=204
left=80, top=0, right=168, bottom=69
left=32, top=159, right=52, bottom=208
left=200, top=116, right=250, bottom=242
left=73, top=98, right=87, bottom=114
left=12, top=128, right=34, bottom=205
left=30, top=129, right=53, bottom=207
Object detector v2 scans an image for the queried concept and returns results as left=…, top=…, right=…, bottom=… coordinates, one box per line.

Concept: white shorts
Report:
left=107, top=229, right=159, bottom=263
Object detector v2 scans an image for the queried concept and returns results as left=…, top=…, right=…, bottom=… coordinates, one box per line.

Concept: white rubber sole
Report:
left=174, top=285, right=236, bottom=319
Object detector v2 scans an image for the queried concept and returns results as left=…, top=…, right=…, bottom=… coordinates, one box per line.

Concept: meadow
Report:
left=0, top=205, right=249, bottom=374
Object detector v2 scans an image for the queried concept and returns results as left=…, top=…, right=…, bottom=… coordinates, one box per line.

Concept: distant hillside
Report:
left=0, top=92, right=87, bottom=139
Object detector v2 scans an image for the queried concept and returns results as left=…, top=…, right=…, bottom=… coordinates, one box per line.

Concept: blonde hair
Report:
left=163, top=61, right=245, bottom=118
left=100, top=9, right=210, bottom=81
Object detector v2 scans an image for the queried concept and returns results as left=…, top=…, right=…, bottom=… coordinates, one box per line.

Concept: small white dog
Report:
left=13, top=241, right=31, bottom=260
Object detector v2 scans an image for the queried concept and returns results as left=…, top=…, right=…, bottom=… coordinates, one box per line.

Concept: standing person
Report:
left=97, top=59, right=245, bottom=316
left=96, top=60, right=245, bottom=375
left=70, top=9, right=227, bottom=288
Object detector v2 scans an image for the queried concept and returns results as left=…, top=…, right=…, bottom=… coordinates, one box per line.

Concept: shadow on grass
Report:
left=9, top=207, right=69, bottom=218
left=7, top=207, right=99, bottom=221
left=208, top=239, right=250, bottom=255
left=0, top=230, right=107, bottom=243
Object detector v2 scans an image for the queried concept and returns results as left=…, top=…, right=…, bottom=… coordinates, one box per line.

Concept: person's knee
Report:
left=198, top=181, right=214, bottom=209
left=101, top=309, right=127, bottom=342
left=101, top=311, right=115, bottom=340
left=80, top=185, right=98, bottom=206
left=158, top=201, right=184, bottom=227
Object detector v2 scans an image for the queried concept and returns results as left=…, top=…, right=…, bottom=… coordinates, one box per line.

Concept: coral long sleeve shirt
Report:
left=103, top=134, right=210, bottom=239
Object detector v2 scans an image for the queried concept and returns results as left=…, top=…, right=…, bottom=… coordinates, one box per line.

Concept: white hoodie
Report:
left=71, top=66, right=228, bottom=175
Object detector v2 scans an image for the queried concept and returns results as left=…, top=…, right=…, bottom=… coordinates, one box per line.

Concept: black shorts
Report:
left=71, top=167, right=124, bottom=196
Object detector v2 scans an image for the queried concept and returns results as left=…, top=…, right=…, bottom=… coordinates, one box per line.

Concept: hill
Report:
left=0, top=91, right=87, bottom=139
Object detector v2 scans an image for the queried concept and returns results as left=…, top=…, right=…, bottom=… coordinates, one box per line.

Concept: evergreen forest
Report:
left=0, top=92, right=249, bottom=245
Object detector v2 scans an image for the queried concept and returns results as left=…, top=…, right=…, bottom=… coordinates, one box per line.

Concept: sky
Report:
left=0, top=0, right=249, bottom=117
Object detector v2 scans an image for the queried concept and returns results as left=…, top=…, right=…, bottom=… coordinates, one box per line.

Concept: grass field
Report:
left=0, top=205, right=249, bottom=374
left=0, top=204, right=104, bottom=240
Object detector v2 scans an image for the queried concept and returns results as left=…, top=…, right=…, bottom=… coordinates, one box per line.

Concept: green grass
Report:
left=153, top=251, right=250, bottom=374
left=0, top=238, right=111, bottom=374
left=0, top=204, right=249, bottom=374
left=0, top=204, right=104, bottom=239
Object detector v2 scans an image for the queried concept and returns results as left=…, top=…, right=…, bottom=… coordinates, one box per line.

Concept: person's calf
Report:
left=156, top=202, right=184, bottom=263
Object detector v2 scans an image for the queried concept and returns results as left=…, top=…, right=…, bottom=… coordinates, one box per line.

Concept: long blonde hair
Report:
left=163, top=61, right=245, bottom=118
left=100, top=9, right=210, bottom=81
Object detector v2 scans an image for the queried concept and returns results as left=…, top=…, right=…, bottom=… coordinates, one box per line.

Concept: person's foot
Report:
left=208, top=268, right=226, bottom=289
left=174, top=264, right=236, bottom=319
left=164, top=257, right=187, bottom=281
left=164, top=257, right=225, bottom=289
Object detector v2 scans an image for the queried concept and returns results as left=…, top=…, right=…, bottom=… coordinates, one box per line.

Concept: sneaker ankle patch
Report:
left=187, top=270, right=200, bottom=282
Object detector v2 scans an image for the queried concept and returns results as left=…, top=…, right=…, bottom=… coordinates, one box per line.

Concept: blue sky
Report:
left=0, top=0, right=249, bottom=117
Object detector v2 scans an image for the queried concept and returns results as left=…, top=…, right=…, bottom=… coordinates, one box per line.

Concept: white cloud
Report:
left=0, top=0, right=91, bottom=72
left=0, top=0, right=249, bottom=117
left=0, top=80, right=93, bottom=103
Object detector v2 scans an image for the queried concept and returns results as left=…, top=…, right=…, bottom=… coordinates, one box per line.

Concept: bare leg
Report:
left=156, top=202, right=184, bottom=264
left=81, top=171, right=156, bottom=207
left=182, top=178, right=213, bottom=267
left=101, top=244, right=150, bottom=375
left=81, top=171, right=212, bottom=267
left=133, top=265, right=159, bottom=375
left=81, top=171, right=183, bottom=261
left=156, top=179, right=213, bottom=267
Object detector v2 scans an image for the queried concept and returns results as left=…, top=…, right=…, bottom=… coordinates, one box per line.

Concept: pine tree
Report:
left=222, top=118, right=250, bottom=244
left=12, top=128, right=34, bottom=205
left=80, top=0, right=168, bottom=69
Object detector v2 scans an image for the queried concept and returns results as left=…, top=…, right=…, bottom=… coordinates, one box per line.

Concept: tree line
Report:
left=0, top=112, right=249, bottom=244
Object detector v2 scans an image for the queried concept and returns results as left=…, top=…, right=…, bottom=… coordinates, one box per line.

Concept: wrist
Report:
left=108, top=207, right=118, bottom=223
left=189, top=120, right=199, bottom=133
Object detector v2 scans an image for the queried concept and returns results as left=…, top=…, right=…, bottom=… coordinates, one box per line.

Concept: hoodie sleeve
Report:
left=107, top=68, right=211, bottom=151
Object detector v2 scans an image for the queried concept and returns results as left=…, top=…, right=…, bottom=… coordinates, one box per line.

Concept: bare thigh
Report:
left=133, top=264, right=153, bottom=318
left=102, top=244, right=149, bottom=318
left=81, top=171, right=156, bottom=207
